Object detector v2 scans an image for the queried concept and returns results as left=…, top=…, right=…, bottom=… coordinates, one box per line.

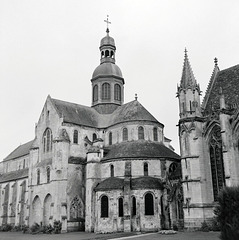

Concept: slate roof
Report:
left=95, top=177, right=124, bottom=191
left=131, top=176, right=163, bottom=190
left=203, top=64, right=239, bottom=115
left=94, top=176, right=163, bottom=191
left=0, top=168, right=28, bottom=183
left=51, top=98, right=162, bottom=128
left=4, top=140, right=34, bottom=161
left=102, top=140, right=180, bottom=161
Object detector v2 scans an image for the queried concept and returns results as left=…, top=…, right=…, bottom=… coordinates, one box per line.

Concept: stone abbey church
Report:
left=0, top=26, right=239, bottom=232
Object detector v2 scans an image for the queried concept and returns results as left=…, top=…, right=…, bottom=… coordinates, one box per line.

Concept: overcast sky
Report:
left=0, top=0, right=239, bottom=161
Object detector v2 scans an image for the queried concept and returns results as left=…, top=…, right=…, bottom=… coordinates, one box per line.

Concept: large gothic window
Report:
left=101, top=195, right=109, bottom=218
left=138, top=126, right=144, bottom=140
left=43, top=128, right=52, bottom=152
left=102, top=83, right=111, bottom=100
left=209, top=126, right=225, bottom=201
left=114, top=84, right=121, bottom=101
left=145, top=192, right=154, bottom=215
left=123, top=128, right=128, bottom=141
left=70, top=196, right=84, bottom=220
left=93, top=85, right=98, bottom=102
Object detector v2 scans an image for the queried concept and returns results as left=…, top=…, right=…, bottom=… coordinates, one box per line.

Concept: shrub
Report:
left=214, top=186, right=239, bottom=240
left=172, top=224, right=178, bottom=231
left=1, top=224, right=12, bottom=232
left=30, top=222, right=40, bottom=234
left=53, top=220, right=62, bottom=234
left=200, top=221, right=210, bottom=232
left=22, top=225, right=30, bottom=234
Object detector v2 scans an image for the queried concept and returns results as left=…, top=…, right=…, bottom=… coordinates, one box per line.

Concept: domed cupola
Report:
left=91, top=18, right=125, bottom=114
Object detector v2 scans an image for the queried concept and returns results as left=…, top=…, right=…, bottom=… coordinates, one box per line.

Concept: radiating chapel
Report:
left=0, top=25, right=182, bottom=232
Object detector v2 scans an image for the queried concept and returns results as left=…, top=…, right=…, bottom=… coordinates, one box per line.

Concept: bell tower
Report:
left=91, top=16, right=125, bottom=114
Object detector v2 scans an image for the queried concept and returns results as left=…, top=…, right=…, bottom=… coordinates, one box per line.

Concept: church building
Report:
left=0, top=26, right=182, bottom=233
left=177, top=51, right=239, bottom=228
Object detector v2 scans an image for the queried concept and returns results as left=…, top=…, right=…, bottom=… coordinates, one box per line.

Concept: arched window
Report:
left=105, top=50, right=109, bottom=57
left=23, top=159, right=26, bottom=169
left=102, top=83, right=111, bottom=100
left=209, top=126, right=225, bottom=201
left=73, top=130, right=78, bottom=144
left=46, top=167, right=50, bottom=183
left=43, top=128, right=52, bottom=152
left=109, top=132, right=112, bottom=145
left=101, top=195, right=109, bottom=218
left=93, top=85, right=98, bottom=102
left=123, top=128, right=128, bottom=141
left=114, top=84, right=121, bottom=101
left=132, top=196, right=136, bottom=216
left=153, top=127, right=158, bottom=141
left=144, top=162, right=148, bottom=176
left=118, top=197, right=123, bottom=217
left=37, top=169, right=40, bottom=185
left=145, top=193, right=154, bottom=215
left=93, top=133, right=97, bottom=141
left=110, top=164, right=114, bottom=177
left=138, top=126, right=144, bottom=140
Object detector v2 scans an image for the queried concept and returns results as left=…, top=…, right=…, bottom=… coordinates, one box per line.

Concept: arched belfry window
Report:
left=73, top=130, right=78, bottom=144
left=109, top=132, right=112, bottom=145
left=144, top=162, right=148, bottom=176
left=153, top=127, right=158, bottom=141
left=209, top=125, right=225, bottom=201
left=123, top=128, right=128, bottom=141
left=93, top=133, right=97, bottom=141
left=102, top=83, right=111, bottom=100
left=145, top=192, right=154, bottom=215
left=93, top=85, right=98, bottom=102
left=114, top=84, right=121, bottom=101
left=118, top=197, right=123, bottom=217
left=43, top=128, right=52, bottom=152
left=101, top=195, right=109, bottom=218
left=138, top=126, right=144, bottom=140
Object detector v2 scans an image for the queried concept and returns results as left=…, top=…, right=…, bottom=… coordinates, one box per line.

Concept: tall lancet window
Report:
left=138, top=126, right=144, bottom=140
left=102, top=83, right=111, bottom=100
left=114, top=84, right=121, bottom=101
left=43, top=128, right=52, bottom=152
left=209, top=125, right=225, bottom=201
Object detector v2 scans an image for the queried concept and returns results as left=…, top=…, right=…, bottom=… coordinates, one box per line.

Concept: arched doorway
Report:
left=43, top=194, right=52, bottom=225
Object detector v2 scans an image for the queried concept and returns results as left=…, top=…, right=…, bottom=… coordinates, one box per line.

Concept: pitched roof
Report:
left=102, top=140, right=180, bottom=161
left=95, top=177, right=124, bottom=191
left=131, top=176, right=163, bottom=190
left=4, top=140, right=34, bottom=161
left=51, top=98, right=162, bottom=128
left=203, top=64, right=239, bottom=114
left=0, top=168, right=28, bottom=183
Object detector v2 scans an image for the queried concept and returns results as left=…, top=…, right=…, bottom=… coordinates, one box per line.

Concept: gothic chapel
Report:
left=0, top=26, right=182, bottom=232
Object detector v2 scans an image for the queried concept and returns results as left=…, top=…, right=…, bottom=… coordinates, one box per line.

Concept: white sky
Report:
left=0, top=0, right=239, bottom=161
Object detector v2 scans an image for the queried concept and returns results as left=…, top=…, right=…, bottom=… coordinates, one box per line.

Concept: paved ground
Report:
left=0, top=231, right=220, bottom=240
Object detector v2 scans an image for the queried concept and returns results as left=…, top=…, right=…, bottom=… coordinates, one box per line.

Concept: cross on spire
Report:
left=104, top=15, right=111, bottom=34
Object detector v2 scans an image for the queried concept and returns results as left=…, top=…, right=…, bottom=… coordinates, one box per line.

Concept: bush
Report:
left=0, top=224, right=12, bottom=232
left=200, top=221, right=210, bottom=232
left=30, top=222, right=40, bottom=234
left=214, top=186, right=239, bottom=240
left=53, top=220, right=62, bottom=234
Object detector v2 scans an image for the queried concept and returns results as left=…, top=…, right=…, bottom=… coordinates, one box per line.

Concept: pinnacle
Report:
left=180, top=49, right=197, bottom=89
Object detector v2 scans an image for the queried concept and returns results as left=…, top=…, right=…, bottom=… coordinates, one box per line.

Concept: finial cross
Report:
left=104, top=15, right=111, bottom=29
